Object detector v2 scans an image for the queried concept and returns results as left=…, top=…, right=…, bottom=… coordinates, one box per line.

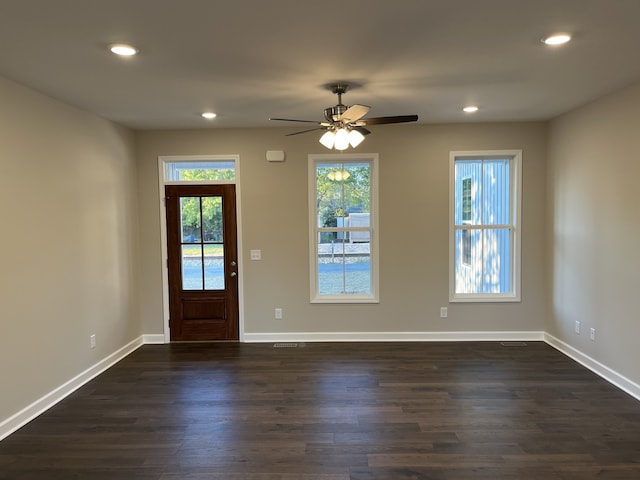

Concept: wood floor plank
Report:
left=1, top=341, right=639, bottom=479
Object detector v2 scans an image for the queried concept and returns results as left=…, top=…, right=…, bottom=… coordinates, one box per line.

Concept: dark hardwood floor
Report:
left=1, top=342, right=639, bottom=479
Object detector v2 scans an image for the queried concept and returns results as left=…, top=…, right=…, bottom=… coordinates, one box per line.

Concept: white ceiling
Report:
left=1, top=0, right=640, bottom=130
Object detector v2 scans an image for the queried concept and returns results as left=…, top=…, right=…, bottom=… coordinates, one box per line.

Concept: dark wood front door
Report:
left=165, top=184, right=239, bottom=341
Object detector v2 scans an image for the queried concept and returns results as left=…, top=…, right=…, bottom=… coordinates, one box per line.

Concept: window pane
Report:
left=317, top=255, right=371, bottom=295
left=341, top=162, right=371, bottom=215
left=344, top=253, right=371, bottom=295
left=180, top=197, right=201, bottom=242
left=455, top=229, right=482, bottom=294
left=166, top=161, right=236, bottom=181
left=182, top=245, right=203, bottom=290
left=455, top=160, right=481, bottom=225
left=204, top=245, right=224, bottom=290
left=454, top=228, right=512, bottom=294
left=316, top=162, right=371, bottom=227
left=483, top=228, right=511, bottom=293
left=202, top=196, right=223, bottom=242
left=483, top=159, right=510, bottom=225
left=317, top=232, right=341, bottom=259
left=317, top=235, right=343, bottom=295
left=317, top=233, right=371, bottom=295
left=317, top=163, right=346, bottom=227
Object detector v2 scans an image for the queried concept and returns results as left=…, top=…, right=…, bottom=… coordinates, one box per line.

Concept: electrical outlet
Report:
left=90, top=334, right=96, bottom=349
left=275, top=308, right=282, bottom=319
left=574, top=321, right=581, bottom=334
left=590, top=328, right=596, bottom=341
left=440, top=307, right=448, bottom=318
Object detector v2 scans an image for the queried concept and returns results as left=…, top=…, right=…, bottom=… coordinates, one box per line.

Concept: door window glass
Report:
left=180, top=196, right=225, bottom=290
left=182, top=245, right=203, bottom=290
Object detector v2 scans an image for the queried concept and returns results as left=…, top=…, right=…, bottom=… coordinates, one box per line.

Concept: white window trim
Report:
left=308, top=153, right=380, bottom=303
left=157, top=155, right=244, bottom=343
left=448, top=150, right=522, bottom=303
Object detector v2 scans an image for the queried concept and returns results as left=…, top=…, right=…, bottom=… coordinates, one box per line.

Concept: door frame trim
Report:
left=157, top=155, right=245, bottom=343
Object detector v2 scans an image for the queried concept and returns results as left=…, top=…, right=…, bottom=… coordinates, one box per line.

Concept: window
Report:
left=163, top=157, right=236, bottom=182
left=309, top=154, right=379, bottom=303
left=450, top=150, right=522, bottom=302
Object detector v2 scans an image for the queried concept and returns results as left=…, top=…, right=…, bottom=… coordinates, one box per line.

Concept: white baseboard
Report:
left=0, top=336, right=145, bottom=442
left=142, top=334, right=166, bottom=344
left=243, top=331, right=545, bottom=343
left=544, top=333, right=640, bottom=401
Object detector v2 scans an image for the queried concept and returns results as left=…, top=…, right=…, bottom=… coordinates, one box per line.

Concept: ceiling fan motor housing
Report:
left=324, top=105, right=348, bottom=123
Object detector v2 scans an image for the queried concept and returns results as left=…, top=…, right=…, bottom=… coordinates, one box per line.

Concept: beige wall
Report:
left=547, top=81, right=640, bottom=385
left=4, top=68, right=639, bottom=433
left=136, top=121, right=548, bottom=338
left=0, top=76, right=140, bottom=422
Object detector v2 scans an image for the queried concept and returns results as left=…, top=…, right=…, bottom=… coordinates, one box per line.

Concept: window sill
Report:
left=449, top=294, right=521, bottom=303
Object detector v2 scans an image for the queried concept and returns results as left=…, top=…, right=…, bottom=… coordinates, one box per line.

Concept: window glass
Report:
left=310, top=155, right=378, bottom=303
left=182, top=245, right=203, bottom=290
left=179, top=195, right=226, bottom=291
left=166, top=161, right=235, bottom=182
left=451, top=151, right=521, bottom=301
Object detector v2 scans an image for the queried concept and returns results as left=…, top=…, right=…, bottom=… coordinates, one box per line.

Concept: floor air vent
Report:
left=273, top=343, right=299, bottom=348
left=500, top=341, right=528, bottom=347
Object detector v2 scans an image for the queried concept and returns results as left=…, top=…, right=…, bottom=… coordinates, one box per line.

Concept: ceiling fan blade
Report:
left=339, top=104, right=370, bottom=123
left=270, top=117, right=323, bottom=124
left=363, top=114, right=418, bottom=125
left=285, top=127, right=326, bottom=136
left=353, top=126, right=371, bottom=136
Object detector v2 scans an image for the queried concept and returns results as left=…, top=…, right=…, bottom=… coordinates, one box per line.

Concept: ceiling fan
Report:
left=269, top=83, right=418, bottom=150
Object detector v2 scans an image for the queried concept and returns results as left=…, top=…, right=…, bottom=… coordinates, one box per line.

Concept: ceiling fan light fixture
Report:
left=334, top=128, right=350, bottom=150
left=319, top=130, right=336, bottom=149
left=348, top=129, right=365, bottom=147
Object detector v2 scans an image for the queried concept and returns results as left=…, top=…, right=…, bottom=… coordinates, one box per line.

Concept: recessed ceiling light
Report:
left=201, top=112, right=217, bottom=119
left=463, top=106, right=479, bottom=113
left=542, top=33, right=572, bottom=46
left=109, top=43, right=138, bottom=56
